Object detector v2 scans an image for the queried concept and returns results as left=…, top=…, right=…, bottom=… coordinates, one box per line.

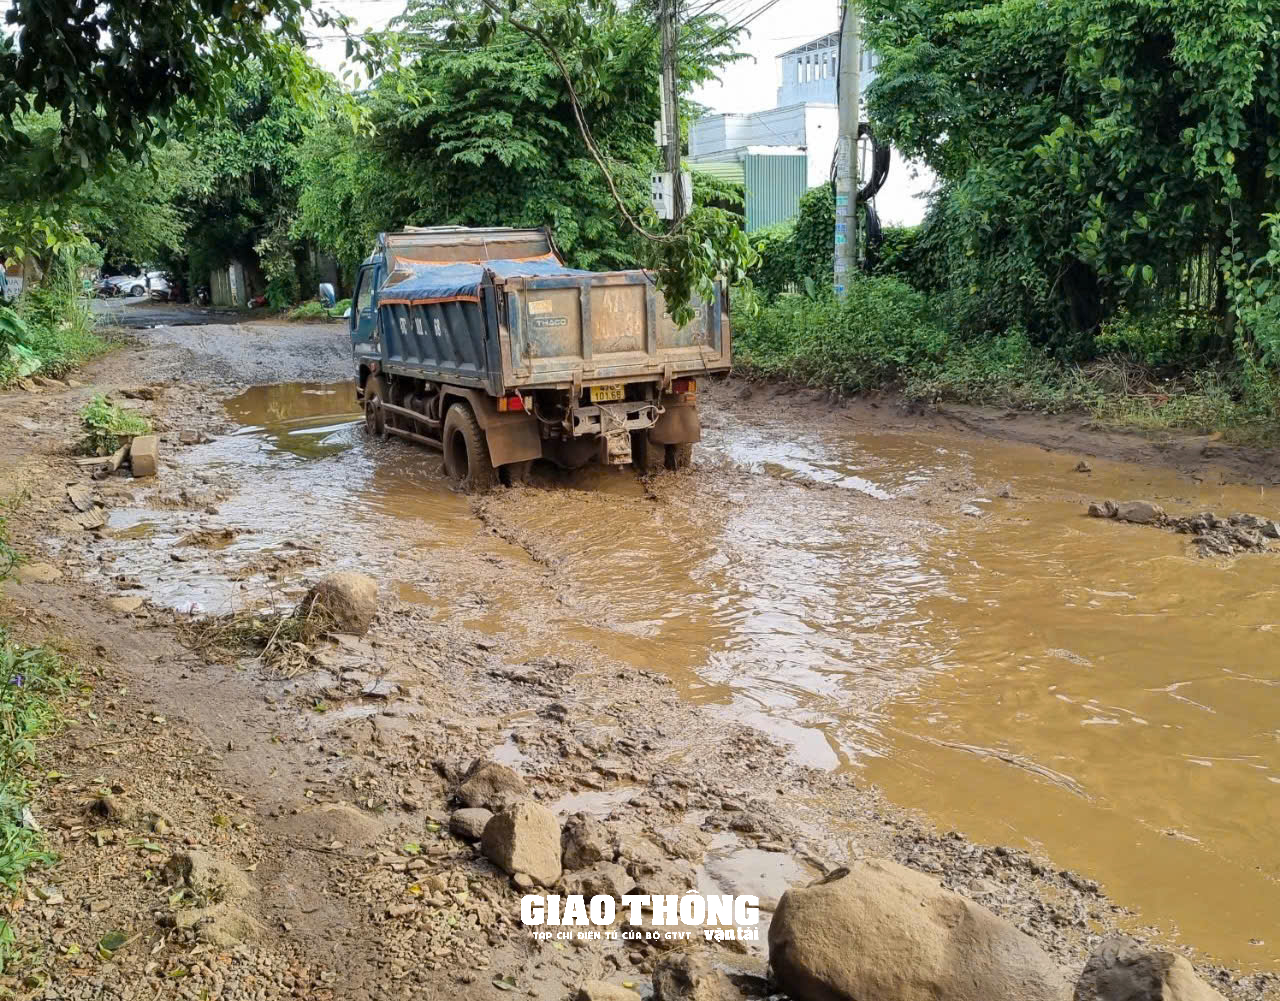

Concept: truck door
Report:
left=351, top=265, right=378, bottom=345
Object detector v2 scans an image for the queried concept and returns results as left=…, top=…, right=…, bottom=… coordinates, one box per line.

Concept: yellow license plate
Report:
left=589, top=384, right=625, bottom=403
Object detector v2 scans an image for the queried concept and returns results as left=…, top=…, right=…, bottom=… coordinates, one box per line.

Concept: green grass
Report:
left=0, top=630, right=72, bottom=972
left=287, top=298, right=350, bottom=322
left=733, top=280, right=1280, bottom=442
left=0, top=515, right=73, bottom=972
left=1, top=262, right=109, bottom=386
left=79, top=395, right=151, bottom=456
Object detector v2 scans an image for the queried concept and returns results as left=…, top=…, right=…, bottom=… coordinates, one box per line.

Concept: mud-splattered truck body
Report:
left=350, top=226, right=730, bottom=486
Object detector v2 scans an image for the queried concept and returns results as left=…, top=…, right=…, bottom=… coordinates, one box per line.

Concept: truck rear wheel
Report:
left=364, top=376, right=387, bottom=437
left=666, top=443, right=694, bottom=470
left=443, top=402, right=495, bottom=492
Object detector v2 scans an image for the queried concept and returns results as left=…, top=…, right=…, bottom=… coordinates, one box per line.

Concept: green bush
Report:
left=1, top=253, right=108, bottom=385
left=79, top=395, right=151, bottom=455
left=735, top=275, right=949, bottom=393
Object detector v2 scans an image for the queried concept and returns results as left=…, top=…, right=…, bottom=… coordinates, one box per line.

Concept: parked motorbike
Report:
left=194, top=285, right=211, bottom=306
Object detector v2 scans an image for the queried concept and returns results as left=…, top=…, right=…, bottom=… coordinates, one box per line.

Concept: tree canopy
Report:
left=864, top=0, right=1280, bottom=360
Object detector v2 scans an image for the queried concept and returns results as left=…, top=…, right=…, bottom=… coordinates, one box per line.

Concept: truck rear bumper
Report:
left=569, top=401, right=660, bottom=437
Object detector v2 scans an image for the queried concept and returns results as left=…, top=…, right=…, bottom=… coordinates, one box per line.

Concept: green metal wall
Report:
left=743, top=154, right=808, bottom=232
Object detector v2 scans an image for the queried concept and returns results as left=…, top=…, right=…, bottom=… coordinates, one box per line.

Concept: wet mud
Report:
left=4, top=325, right=1278, bottom=993
left=76, top=372, right=1280, bottom=973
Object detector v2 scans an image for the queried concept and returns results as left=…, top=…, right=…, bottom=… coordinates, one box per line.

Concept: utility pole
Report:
left=659, top=0, right=687, bottom=225
left=835, top=0, right=861, bottom=295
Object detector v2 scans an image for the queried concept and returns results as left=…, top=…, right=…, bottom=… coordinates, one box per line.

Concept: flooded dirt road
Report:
left=84, top=367, right=1280, bottom=976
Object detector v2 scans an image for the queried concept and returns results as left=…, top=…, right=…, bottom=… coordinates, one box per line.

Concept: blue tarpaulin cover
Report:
left=378, top=258, right=594, bottom=306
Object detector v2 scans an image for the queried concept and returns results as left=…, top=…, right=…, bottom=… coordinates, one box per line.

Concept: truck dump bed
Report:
left=371, top=231, right=730, bottom=395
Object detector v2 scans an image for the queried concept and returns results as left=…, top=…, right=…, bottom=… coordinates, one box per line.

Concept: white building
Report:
left=688, top=31, right=929, bottom=230
left=775, top=31, right=881, bottom=108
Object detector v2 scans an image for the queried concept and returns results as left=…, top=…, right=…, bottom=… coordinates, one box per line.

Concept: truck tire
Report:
left=500, top=460, right=534, bottom=486
left=666, top=443, right=694, bottom=470
left=364, top=375, right=387, bottom=437
left=632, top=432, right=666, bottom=474
left=443, top=402, right=495, bottom=492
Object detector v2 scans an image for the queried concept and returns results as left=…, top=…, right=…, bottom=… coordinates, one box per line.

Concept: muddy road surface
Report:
left=1, top=320, right=1278, bottom=1001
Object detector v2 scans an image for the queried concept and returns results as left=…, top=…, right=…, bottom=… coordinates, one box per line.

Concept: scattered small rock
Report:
left=1075, top=460, right=1092, bottom=473
left=106, top=596, right=145, bottom=614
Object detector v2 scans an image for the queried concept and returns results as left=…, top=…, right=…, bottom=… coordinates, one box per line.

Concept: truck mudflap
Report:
left=648, top=402, right=701, bottom=445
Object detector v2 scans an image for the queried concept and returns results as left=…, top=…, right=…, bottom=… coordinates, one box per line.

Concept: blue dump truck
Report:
left=350, top=226, right=731, bottom=488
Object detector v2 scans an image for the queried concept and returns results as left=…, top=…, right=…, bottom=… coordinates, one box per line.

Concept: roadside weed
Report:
left=78, top=395, right=151, bottom=455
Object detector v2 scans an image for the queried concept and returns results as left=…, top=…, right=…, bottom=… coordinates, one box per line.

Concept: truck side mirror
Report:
left=318, top=282, right=336, bottom=308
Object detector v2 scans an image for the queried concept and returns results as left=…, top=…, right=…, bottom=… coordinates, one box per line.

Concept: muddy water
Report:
left=106, top=381, right=1280, bottom=971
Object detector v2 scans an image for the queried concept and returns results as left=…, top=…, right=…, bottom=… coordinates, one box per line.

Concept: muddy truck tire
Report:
left=666, top=442, right=694, bottom=471
left=364, top=375, right=387, bottom=437
left=444, top=402, right=496, bottom=492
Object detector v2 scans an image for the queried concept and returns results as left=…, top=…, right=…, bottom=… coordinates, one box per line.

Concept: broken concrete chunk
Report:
left=106, top=596, right=144, bottom=614
left=769, top=859, right=1072, bottom=1001
left=1074, top=936, right=1227, bottom=1001
left=481, top=800, right=562, bottom=886
left=128, top=434, right=159, bottom=478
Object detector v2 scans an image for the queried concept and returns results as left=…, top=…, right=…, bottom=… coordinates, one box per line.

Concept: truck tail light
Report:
left=496, top=394, right=525, bottom=413
left=671, top=378, right=696, bottom=395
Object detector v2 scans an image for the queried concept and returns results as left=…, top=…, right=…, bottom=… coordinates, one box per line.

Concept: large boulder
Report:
left=768, top=860, right=1072, bottom=1001
left=481, top=800, right=562, bottom=886
left=1074, top=937, right=1227, bottom=1001
left=561, top=811, right=618, bottom=870
left=300, top=572, right=378, bottom=635
left=652, top=953, right=740, bottom=1001
left=458, top=760, right=528, bottom=811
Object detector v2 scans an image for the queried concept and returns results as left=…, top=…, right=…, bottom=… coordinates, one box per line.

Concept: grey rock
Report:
left=652, top=953, right=739, bottom=1001
left=450, top=808, right=494, bottom=841
left=458, top=759, right=528, bottom=810
left=769, top=859, right=1072, bottom=1001
left=1115, top=500, right=1164, bottom=525
left=561, top=811, right=618, bottom=870
left=1074, top=937, right=1226, bottom=1001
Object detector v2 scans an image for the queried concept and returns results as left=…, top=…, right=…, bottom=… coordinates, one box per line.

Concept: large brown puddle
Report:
left=101, top=381, right=1280, bottom=971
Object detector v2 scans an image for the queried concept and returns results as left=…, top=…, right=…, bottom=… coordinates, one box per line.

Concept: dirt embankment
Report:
left=0, top=324, right=1276, bottom=1001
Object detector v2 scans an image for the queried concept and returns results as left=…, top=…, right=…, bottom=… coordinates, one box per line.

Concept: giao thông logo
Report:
left=521, top=893, right=760, bottom=943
